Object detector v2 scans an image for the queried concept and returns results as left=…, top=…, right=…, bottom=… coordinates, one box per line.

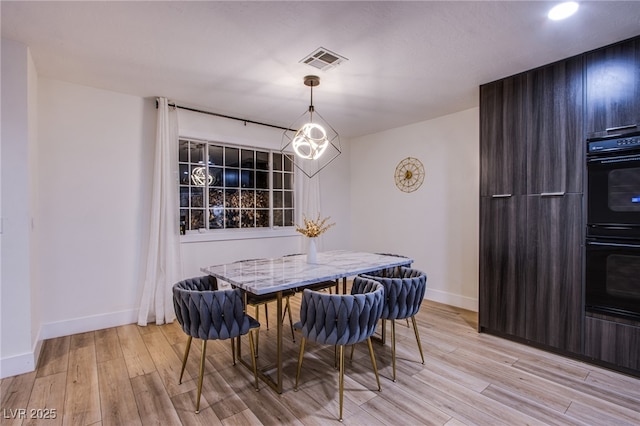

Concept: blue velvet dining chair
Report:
left=360, top=266, right=427, bottom=382
left=173, top=276, right=260, bottom=413
left=293, top=276, right=384, bottom=421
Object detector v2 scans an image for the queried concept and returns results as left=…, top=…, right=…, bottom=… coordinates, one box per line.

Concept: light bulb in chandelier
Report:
left=292, top=122, right=329, bottom=160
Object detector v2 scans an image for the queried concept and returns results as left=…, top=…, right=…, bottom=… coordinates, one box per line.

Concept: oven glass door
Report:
left=586, top=239, right=640, bottom=321
left=587, top=152, right=640, bottom=237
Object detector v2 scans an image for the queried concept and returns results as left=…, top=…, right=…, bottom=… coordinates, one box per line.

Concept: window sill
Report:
left=180, top=227, right=299, bottom=243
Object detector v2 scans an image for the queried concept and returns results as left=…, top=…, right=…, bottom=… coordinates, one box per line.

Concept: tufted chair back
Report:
left=296, top=277, right=384, bottom=346
left=360, top=267, right=426, bottom=321
left=173, top=278, right=254, bottom=341
left=359, top=266, right=427, bottom=382
left=369, top=253, right=413, bottom=278
left=172, top=275, right=260, bottom=414
left=293, top=276, right=385, bottom=421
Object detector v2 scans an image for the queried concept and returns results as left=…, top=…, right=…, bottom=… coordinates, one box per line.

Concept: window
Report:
left=179, top=138, right=295, bottom=233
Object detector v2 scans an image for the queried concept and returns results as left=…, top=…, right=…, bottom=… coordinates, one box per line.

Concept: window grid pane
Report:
left=179, top=139, right=293, bottom=233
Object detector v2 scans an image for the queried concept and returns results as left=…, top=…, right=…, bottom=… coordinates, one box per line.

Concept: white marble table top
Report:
left=200, top=250, right=413, bottom=295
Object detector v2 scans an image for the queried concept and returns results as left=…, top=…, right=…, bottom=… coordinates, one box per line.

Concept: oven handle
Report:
left=587, top=154, right=640, bottom=164
left=605, top=124, right=638, bottom=133
left=587, top=240, right=640, bottom=249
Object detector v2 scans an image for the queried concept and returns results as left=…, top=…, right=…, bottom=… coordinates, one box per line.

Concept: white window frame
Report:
left=178, top=138, right=298, bottom=243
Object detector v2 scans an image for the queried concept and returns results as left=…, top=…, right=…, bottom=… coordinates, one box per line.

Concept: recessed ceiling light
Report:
left=548, top=2, right=579, bottom=20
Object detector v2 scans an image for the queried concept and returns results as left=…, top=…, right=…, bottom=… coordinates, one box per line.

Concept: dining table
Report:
left=200, top=250, right=413, bottom=393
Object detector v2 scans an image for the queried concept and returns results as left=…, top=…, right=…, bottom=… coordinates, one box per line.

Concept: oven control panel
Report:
left=588, top=135, right=640, bottom=154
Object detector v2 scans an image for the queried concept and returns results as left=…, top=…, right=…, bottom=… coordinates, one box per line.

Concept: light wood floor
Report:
left=2, top=298, right=640, bottom=425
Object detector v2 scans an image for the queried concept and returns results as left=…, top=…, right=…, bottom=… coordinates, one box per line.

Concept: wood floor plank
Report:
left=585, top=368, right=640, bottom=401
left=199, top=370, right=251, bottom=420
left=130, top=372, right=181, bottom=426
left=140, top=327, right=188, bottom=397
left=237, top=386, right=303, bottom=426
left=0, top=371, right=37, bottom=426
left=62, top=332, right=101, bottom=426
left=23, top=371, right=66, bottom=426
left=565, top=399, right=640, bottom=425
left=220, top=409, right=262, bottom=426
left=171, top=390, right=223, bottom=426
left=480, top=383, right=589, bottom=426
left=360, top=391, right=451, bottom=426
left=97, top=357, right=141, bottom=426
left=116, top=324, right=156, bottom=378
left=512, top=357, right=640, bottom=412
left=439, top=346, right=575, bottom=413
left=36, top=335, right=70, bottom=378
left=414, top=364, right=543, bottom=425
left=95, top=328, right=123, bottom=364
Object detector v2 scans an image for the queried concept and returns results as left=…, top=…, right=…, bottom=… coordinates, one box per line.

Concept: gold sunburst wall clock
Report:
left=394, top=157, right=425, bottom=193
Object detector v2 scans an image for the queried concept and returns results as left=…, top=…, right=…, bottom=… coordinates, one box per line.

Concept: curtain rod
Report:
left=156, top=99, right=294, bottom=132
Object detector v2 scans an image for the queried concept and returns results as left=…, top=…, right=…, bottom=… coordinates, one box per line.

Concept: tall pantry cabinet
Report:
left=479, top=55, right=584, bottom=354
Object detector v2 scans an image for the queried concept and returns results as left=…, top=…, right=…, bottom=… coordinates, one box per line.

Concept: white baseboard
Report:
left=1, top=350, right=36, bottom=379
left=40, top=308, right=139, bottom=340
left=426, top=288, right=478, bottom=312
left=0, top=332, right=43, bottom=379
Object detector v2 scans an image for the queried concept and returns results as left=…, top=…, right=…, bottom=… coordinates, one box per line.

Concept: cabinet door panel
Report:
left=585, top=316, right=640, bottom=370
left=527, top=56, right=584, bottom=194
left=479, top=196, right=527, bottom=337
left=480, top=75, right=527, bottom=197
left=525, top=194, right=583, bottom=353
left=585, top=36, right=640, bottom=135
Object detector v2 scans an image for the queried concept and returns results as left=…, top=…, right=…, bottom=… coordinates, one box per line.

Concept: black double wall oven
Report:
left=586, top=131, right=640, bottom=321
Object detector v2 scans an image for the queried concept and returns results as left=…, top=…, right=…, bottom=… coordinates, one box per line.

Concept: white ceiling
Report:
left=2, top=1, right=639, bottom=138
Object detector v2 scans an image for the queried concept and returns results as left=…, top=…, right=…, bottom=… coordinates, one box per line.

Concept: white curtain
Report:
left=138, top=98, right=183, bottom=326
left=295, top=167, right=323, bottom=253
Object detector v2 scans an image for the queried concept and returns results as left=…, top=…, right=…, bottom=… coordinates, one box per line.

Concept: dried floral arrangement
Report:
left=295, top=214, right=335, bottom=238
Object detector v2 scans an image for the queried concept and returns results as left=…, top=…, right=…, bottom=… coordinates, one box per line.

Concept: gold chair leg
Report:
left=179, top=336, right=192, bottom=384
left=248, top=330, right=259, bottom=391
left=349, top=344, right=355, bottom=359
left=254, top=306, right=261, bottom=358
left=294, top=337, right=307, bottom=390
left=366, top=337, right=381, bottom=391
left=231, top=337, right=236, bottom=365
left=391, top=319, right=397, bottom=382
left=338, top=345, right=345, bottom=422
left=196, top=340, right=207, bottom=414
left=411, top=316, right=425, bottom=364
left=286, top=297, right=295, bottom=342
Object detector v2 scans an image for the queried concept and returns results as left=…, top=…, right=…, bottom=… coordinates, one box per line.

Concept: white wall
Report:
left=1, top=39, right=38, bottom=378
left=37, top=79, right=156, bottom=337
left=350, top=108, right=479, bottom=311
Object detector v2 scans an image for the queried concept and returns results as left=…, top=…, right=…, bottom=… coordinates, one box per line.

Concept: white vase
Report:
left=307, top=238, right=317, bottom=264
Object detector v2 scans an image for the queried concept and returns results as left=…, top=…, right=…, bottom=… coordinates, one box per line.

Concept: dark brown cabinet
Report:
left=585, top=316, right=640, bottom=371
left=585, top=36, right=640, bottom=136
left=526, top=56, right=584, bottom=195
left=479, top=75, right=527, bottom=197
left=525, top=193, right=583, bottom=353
left=481, top=34, right=640, bottom=374
left=479, top=57, right=584, bottom=354
left=479, top=196, right=526, bottom=338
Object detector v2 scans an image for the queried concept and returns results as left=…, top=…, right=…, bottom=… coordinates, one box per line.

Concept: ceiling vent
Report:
left=300, top=47, right=348, bottom=71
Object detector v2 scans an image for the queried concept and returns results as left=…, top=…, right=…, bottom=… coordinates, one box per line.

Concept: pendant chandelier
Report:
left=281, top=75, right=341, bottom=178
